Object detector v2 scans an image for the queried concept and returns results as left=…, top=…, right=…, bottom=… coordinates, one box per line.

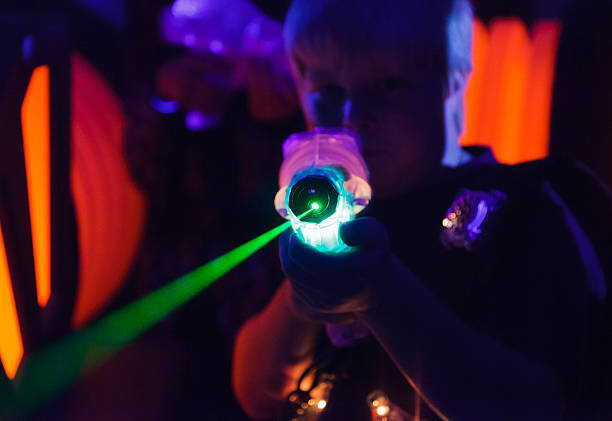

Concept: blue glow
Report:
left=22, top=35, right=33, bottom=60
left=76, top=0, right=126, bottom=29
left=150, top=95, right=180, bottom=114
left=185, top=110, right=222, bottom=131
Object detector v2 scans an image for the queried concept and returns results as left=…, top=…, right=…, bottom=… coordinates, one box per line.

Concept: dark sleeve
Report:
left=492, top=162, right=611, bottom=418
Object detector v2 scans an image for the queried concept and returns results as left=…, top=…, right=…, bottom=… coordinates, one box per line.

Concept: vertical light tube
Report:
left=0, top=222, right=24, bottom=379
left=21, top=65, right=51, bottom=307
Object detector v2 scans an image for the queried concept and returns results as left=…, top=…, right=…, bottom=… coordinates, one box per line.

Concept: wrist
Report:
left=357, top=256, right=410, bottom=318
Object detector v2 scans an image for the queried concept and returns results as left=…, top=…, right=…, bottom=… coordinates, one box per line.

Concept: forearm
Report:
left=232, top=280, right=322, bottom=419
left=357, top=261, right=564, bottom=421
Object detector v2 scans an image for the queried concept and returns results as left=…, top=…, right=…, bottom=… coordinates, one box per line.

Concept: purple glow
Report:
left=466, top=200, right=488, bottom=236
left=440, top=189, right=506, bottom=251
left=183, top=33, right=197, bottom=47
left=185, top=110, right=222, bottom=131
left=208, top=39, right=226, bottom=54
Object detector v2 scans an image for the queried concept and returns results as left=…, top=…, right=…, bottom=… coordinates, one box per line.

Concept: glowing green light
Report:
left=1, top=210, right=315, bottom=417
left=311, top=202, right=320, bottom=210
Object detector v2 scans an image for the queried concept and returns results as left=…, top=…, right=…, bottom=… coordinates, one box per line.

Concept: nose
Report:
left=306, top=89, right=346, bottom=127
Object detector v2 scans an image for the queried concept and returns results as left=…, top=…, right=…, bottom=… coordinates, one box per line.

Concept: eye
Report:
left=377, top=77, right=406, bottom=96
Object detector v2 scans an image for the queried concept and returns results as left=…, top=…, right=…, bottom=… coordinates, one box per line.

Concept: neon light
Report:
left=0, top=222, right=24, bottom=379
left=520, top=21, right=561, bottom=161
left=311, top=203, right=320, bottom=210
left=70, top=54, right=147, bottom=328
left=460, top=19, right=561, bottom=164
left=6, top=216, right=303, bottom=416
left=21, top=65, right=51, bottom=307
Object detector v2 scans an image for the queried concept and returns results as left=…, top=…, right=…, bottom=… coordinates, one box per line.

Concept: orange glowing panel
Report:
left=461, top=19, right=489, bottom=147
left=479, top=19, right=531, bottom=164
left=0, top=223, right=24, bottom=379
left=460, top=19, right=561, bottom=164
left=70, top=54, right=146, bottom=328
left=520, top=21, right=562, bottom=162
left=21, top=65, right=51, bottom=307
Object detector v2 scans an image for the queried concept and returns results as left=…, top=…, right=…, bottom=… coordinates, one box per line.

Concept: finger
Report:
left=287, top=234, right=333, bottom=270
left=339, top=217, right=388, bottom=249
left=278, top=229, right=293, bottom=271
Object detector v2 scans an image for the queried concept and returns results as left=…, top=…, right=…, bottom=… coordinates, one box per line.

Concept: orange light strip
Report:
left=0, top=222, right=24, bottom=379
left=461, top=19, right=561, bottom=164
left=520, top=21, right=562, bottom=162
left=460, top=19, right=489, bottom=147
left=479, top=19, right=531, bottom=164
left=21, top=65, right=51, bottom=307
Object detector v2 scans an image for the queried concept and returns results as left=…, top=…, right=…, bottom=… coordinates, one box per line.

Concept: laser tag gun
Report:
left=274, top=128, right=372, bottom=252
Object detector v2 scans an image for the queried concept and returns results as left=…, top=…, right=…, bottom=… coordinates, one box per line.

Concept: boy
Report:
left=233, top=0, right=611, bottom=419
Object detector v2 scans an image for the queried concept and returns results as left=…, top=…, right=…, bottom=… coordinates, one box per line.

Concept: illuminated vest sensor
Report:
left=275, top=128, right=371, bottom=252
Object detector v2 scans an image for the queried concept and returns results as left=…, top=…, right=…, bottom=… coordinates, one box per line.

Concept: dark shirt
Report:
left=311, top=158, right=611, bottom=420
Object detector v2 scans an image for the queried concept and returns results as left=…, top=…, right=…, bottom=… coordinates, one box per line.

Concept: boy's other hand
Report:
left=279, top=217, right=398, bottom=321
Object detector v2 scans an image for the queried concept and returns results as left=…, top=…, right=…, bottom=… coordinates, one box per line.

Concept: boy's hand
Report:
left=280, top=217, right=397, bottom=321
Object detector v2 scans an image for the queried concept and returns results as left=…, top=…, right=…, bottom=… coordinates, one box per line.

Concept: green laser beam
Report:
left=1, top=211, right=313, bottom=417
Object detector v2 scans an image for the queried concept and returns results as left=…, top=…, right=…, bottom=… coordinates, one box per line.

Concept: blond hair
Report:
left=284, top=0, right=473, bottom=82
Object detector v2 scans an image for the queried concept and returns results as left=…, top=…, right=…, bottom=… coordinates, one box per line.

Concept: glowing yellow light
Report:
left=308, top=399, right=315, bottom=406
left=317, top=400, right=327, bottom=409
left=311, top=202, right=320, bottom=210
left=372, top=399, right=380, bottom=407
left=377, top=405, right=389, bottom=416
left=442, top=218, right=451, bottom=228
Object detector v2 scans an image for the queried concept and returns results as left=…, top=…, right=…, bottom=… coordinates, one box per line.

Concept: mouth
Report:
left=362, top=148, right=389, bottom=159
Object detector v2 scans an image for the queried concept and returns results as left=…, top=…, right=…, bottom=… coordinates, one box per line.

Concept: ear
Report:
left=441, top=68, right=471, bottom=167
left=444, top=68, right=469, bottom=100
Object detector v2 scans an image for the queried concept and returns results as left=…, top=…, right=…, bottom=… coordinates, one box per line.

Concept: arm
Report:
left=357, top=259, right=564, bottom=421
left=232, top=280, right=322, bottom=419
left=281, top=218, right=566, bottom=421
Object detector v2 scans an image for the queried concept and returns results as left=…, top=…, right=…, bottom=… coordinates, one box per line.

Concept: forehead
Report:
left=297, top=45, right=421, bottom=87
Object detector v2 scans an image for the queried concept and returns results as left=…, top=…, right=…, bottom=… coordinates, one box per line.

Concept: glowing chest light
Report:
left=275, top=128, right=371, bottom=251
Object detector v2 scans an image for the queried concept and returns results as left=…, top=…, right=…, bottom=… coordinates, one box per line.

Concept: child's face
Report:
left=294, top=50, right=447, bottom=197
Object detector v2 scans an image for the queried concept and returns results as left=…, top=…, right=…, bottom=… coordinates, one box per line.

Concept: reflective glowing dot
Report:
left=209, top=39, right=225, bottom=54
left=372, top=399, right=380, bottom=407
left=450, top=212, right=456, bottom=219
left=311, top=203, right=320, bottom=210
left=301, top=402, right=309, bottom=409
left=442, top=218, right=451, bottom=227
left=296, top=408, right=304, bottom=415
left=183, top=33, right=196, bottom=47
left=317, top=400, right=327, bottom=409
left=377, top=406, right=389, bottom=416
left=308, top=399, right=315, bottom=406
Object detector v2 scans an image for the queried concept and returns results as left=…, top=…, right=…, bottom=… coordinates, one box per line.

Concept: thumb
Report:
left=339, top=217, right=388, bottom=249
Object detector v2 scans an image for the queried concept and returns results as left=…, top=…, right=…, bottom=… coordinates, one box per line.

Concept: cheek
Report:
left=384, top=102, right=445, bottom=163
left=364, top=100, right=445, bottom=193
